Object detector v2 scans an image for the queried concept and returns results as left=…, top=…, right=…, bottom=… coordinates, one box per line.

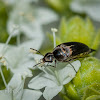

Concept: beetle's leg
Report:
left=46, top=63, right=55, bottom=67
left=41, top=64, right=45, bottom=67
left=55, top=60, right=57, bottom=67
left=47, top=63, right=49, bottom=66
left=63, top=60, right=77, bottom=73
left=46, top=65, right=55, bottom=67
left=67, top=61, right=77, bottom=73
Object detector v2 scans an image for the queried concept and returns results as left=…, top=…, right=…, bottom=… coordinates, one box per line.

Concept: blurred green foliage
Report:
left=48, top=16, right=100, bottom=50
left=0, top=0, right=14, bottom=90
left=45, top=0, right=85, bottom=18
left=0, top=0, right=8, bottom=43
left=0, top=0, right=16, bottom=44
left=45, top=0, right=71, bottom=13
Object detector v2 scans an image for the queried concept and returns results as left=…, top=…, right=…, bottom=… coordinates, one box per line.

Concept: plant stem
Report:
left=0, top=64, right=8, bottom=89
left=2, top=28, right=16, bottom=56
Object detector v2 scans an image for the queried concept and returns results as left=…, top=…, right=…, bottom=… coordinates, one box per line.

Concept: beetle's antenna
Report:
left=51, top=28, right=58, bottom=48
left=30, top=48, right=44, bottom=56
left=67, top=61, right=77, bottom=73
left=33, top=58, right=45, bottom=68
left=33, top=62, right=43, bottom=67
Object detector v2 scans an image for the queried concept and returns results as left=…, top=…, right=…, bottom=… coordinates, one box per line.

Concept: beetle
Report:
left=31, top=42, right=95, bottom=72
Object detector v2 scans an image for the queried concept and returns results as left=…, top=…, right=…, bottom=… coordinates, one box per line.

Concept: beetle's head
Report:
left=42, top=52, right=54, bottom=63
left=30, top=48, right=54, bottom=67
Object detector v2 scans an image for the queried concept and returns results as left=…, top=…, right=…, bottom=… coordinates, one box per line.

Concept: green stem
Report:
left=0, top=64, right=7, bottom=89
left=2, top=28, right=17, bottom=56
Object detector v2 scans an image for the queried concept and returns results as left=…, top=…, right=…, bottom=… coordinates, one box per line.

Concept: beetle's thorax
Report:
left=42, top=52, right=54, bottom=63
left=53, top=44, right=72, bottom=61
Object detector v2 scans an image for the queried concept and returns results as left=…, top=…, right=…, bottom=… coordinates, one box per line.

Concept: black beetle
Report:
left=31, top=42, right=95, bottom=72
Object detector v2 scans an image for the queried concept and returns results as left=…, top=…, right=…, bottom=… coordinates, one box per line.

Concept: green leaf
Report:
left=45, top=0, right=71, bottom=14
left=0, top=0, right=16, bottom=44
left=72, top=71, right=83, bottom=90
left=63, top=57, right=100, bottom=100
left=0, top=0, right=9, bottom=43
left=45, top=0, right=64, bottom=13
left=91, top=30, right=100, bottom=50
left=82, top=87, right=100, bottom=100
left=64, top=82, right=80, bottom=100
left=59, top=17, right=67, bottom=41
left=86, top=95, right=100, bottom=100
left=86, top=18, right=94, bottom=35
left=59, top=92, right=71, bottom=100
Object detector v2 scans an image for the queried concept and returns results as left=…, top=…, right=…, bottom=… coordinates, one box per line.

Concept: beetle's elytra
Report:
left=31, top=42, right=95, bottom=72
